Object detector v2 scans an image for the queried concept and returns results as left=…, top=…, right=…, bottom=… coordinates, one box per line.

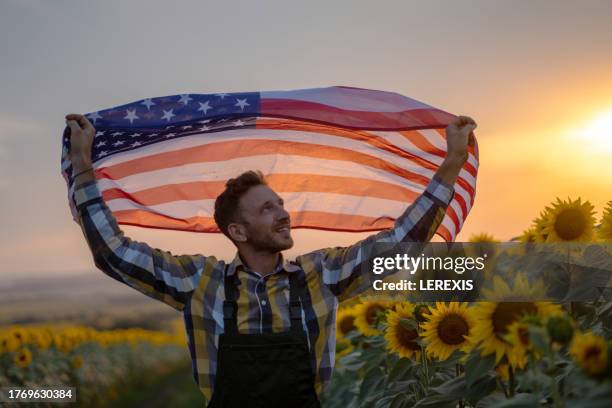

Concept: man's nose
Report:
left=277, top=206, right=290, bottom=222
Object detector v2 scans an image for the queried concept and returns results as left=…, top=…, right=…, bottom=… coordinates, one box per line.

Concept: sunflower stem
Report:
left=508, top=365, right=515, bottom=398
left=497, top=378, right=509, bottom=398
left=548, top=346, right=563, bottom=408
left=456, top=364, right=465, bottom=408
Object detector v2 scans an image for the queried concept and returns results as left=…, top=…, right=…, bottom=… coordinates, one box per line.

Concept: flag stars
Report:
left=199, top=126, right=210, bottom=132
left=130, top=133, right=142, bottom=138
left=124, top=109, right=139, bottom=124
left=165, top=133, right=176, bottom=138
left=215, top=93, right=229, bottom=99
left=87, top=112, right=102, bottom=124
left=235, top=98, right=250, bottom=111
left=95, top=131, right=106, bottom=138
left=113, top=140, right=125, bottom=147
left=178, top=94, right=193, bottom=105
left=141, top=98, right=156, bottom=110
left=131, top=141, right=142, bottom=147
left=161, top=109, right=176, bottom=122
left=147, top=133, right=158, bottom=138
left=182, top=125, right=193, bottom=130
left=96, top=141, right=106, bottom=148
left=99, top=150, right=108, bottom=157
left=111, top=132, right=124, bottom=137
left=233, top=119, right=245, bottom=126
left=198, top=101, right=212, bottom=115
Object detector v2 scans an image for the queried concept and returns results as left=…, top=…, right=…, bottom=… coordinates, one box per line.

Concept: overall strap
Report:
left=223, top=264, right=240, bottom=335
left=288, top=271, right=306, bottom=335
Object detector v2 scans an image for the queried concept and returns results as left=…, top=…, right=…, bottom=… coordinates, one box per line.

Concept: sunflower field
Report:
left=0, top=321, right=189, bottom=406
left=322, top=199, right=612, bottom=408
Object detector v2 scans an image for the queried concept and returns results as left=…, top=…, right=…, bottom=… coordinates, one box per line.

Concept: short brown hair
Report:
left=214, top=170, right=267, bottom=239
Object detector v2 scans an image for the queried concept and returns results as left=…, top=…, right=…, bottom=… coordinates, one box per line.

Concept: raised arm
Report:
left=65, top=114, right=206, bottom=311
left=308, top=116, right=477, bottom=302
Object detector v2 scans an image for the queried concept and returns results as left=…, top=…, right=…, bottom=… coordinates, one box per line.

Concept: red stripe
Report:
left=112, top=208, right=454, bottom=239
left=400, top=130, right=478, bottom=178
left=261, top=99, right=456, bottom=131
left=95, top=139, right=433, bottom=188
left=256, top=118, right=441, bottom=173
left=101, top=174, right=422, bottom=205
left=437, top=224, right=452, bottom=242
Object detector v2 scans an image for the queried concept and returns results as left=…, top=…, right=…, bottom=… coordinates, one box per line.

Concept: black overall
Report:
left=206, top=267, right=321, bottom=408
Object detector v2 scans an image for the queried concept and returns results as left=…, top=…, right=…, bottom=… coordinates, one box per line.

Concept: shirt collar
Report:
left=226, top=252, right=300, bottom=277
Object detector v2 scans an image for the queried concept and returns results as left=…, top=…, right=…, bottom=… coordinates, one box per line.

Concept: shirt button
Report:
left=261, top=300, right=267, bottom=306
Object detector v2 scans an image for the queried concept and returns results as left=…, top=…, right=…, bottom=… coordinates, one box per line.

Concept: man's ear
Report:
left=227, top=223, right=247, bottom=243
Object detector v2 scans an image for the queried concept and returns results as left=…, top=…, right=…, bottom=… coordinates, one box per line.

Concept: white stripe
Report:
left=441, top=216, right=457, bottom=239
left=372, top=130, right=478, bottom=187
left=419, top=129, right=447, bottom=150
left=261, top=87, right=432, bottom=112
left=96, top=154, right=427, bottom=196
left=95, top=129, right=436, bottom=179
left=106, top=192, right=412, bottom=220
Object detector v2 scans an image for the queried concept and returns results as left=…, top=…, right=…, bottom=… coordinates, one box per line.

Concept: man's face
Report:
left=234, top=185, right=293, bottom=252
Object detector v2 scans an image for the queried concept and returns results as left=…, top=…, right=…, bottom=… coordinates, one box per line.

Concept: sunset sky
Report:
left=1, top=0, right=611, bottom=282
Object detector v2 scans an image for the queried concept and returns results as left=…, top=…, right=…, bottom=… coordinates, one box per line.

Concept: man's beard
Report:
left=246, top=229, right=294, bottom=253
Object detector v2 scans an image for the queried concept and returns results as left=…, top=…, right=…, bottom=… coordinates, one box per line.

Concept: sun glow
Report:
left=573, top=109, right=612, bottom=153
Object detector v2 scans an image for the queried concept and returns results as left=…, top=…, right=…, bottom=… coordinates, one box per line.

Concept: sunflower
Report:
left=354, top=301, right=389, bottom=336
left=336, top=306, right=358, bottom=338
left=469, top=233, right=499, bottom=243
left=384, top=303, right=421, bottom=359
left=570, top=332, right=608, bottom=377
left=14, top=347, right=32, bottom=368
left=468, top=275, right=562, bottom=366
left=518, top=227, right=538, bottom=244
left=0, top=334, right=20, bottom=353
left=504, top=321, right=532, bottom=369
left=336, top=337, right=354, bottom=358
left=542, top=197, right=596, bottom=242
left=495, top=364, right=510, bottom=381
left=421, top=302, right=475, bottom=361
left=532, top=209, right=553, bottom=243
left=598, top=201, right=612, bottom=241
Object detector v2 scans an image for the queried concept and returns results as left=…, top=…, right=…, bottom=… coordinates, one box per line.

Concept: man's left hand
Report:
left=445, top=115, right=477, bottom=164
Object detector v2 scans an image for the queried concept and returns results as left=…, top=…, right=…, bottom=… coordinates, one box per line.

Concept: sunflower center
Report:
left=396, top=324, right=420, bottom=350
left=492, top=302, right=537, bottom=339
left=339, top=316, right=356, bottom=335
left=554, top=208, right=586, bottom=240
left=437, top=314, right=469, bottom=345
left=19, top=354, right=26, bottom=361
left=584, top=345, right=602, bottom=360
left=366, top=305, right=385, bottom=325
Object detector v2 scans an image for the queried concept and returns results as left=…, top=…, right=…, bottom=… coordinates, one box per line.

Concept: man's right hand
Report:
left=65, top=113, right=95, bottom=171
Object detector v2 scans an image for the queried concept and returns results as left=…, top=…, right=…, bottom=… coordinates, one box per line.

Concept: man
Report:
left=65, top=112, right=476, bottom=407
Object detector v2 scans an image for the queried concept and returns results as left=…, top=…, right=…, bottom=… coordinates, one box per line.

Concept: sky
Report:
left=0, top=0, right=611, bottom=281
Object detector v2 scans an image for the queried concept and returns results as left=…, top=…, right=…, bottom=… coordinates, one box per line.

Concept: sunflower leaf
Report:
left=412, top=394, right=457, bottom=408
left=358, top=366, right=385, bottom=403
left=465, top=352, right=496, bottom=387
left=386, top=357, right=414, bottom=384
left=486, top=392, right=541, bottom=408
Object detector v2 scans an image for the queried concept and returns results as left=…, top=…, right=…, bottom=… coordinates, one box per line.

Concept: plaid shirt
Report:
left=74, top=177, right=453, bottom=402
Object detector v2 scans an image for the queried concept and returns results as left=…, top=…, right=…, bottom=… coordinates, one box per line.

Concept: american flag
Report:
left=61, top=86, right=478, bottom=241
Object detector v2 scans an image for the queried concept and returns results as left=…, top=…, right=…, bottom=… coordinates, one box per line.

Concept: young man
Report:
left=65, top=112, right=476, bottom=407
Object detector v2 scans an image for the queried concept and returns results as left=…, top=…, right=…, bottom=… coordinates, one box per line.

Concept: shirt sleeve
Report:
left=307, top=176, right=455, bottom=303
left=74, top=180, right=207, bottom=311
